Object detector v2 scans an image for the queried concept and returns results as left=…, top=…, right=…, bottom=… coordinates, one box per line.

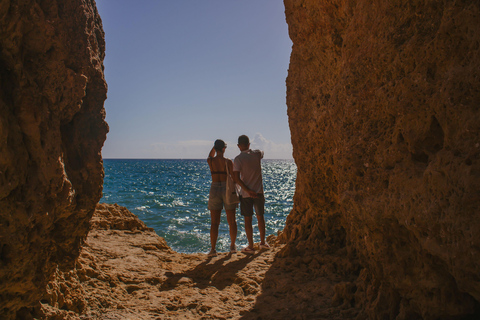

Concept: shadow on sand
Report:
left=159, top=252, right=261, bottom=292
left=238, top=246, right=361, bottom=320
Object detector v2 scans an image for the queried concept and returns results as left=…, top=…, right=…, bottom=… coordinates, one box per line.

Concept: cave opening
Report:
left=95, top=2, right=296, bottom=254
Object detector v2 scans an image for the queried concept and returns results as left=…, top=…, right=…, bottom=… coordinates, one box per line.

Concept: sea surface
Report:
left=101, top=159, right=296, bottom=254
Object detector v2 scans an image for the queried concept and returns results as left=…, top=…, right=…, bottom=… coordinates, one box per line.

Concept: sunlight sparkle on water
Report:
left=102, top=159, right=296, bottom=253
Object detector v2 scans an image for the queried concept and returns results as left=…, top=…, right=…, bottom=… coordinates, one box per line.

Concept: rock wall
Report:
left=0, top=0, right=107, bottom=318
left=282, top=0, right=480, bottom=318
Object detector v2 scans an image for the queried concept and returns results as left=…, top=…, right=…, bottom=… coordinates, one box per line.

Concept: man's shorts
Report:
left=208, top=182, right=238, bottom=211
left=240, top=193, right=265, bottom=217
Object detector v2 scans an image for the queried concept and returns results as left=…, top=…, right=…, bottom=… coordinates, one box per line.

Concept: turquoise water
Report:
left=101, top=159, right=296, bottom=253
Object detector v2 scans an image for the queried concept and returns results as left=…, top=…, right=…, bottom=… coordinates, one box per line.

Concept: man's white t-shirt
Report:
left=233, top=149, right=264, bottom=198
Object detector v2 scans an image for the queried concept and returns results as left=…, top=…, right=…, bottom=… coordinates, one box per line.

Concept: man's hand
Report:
left=247, top=189, right=258, bottom=198
left=233, top=171, right=257, bottom=198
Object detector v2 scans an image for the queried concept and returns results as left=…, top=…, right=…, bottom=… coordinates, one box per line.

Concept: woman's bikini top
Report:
left=208, top=157, right=228, bottom=179
left=210, top=171, right=227, bottom=175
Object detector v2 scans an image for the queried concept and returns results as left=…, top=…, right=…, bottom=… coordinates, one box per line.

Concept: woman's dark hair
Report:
left=214, top=139, right=226, bottom=151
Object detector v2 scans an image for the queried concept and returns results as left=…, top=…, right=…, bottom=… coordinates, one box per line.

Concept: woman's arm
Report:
left=208, top=147, right=216, bottom=159
left=207, top=147, right=216, bottom=171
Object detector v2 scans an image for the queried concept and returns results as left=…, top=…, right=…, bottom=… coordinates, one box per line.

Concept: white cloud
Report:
left=146, top=134, right=293, bottom=159
left=250, top=133, right=292, bottom=159
left=151, top=140, right=212, bottom=159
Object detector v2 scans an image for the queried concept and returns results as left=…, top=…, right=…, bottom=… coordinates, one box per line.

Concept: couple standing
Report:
left=206, top=135, right=269, bottom=256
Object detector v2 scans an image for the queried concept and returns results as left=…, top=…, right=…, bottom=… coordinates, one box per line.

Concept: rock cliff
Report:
left=282, top=0, right=480, bottom=318
left=0, top=0, right=107, bottom=318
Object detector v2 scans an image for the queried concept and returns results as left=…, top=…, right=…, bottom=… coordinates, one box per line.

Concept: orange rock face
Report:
left=0, top=0, right=107, bottom=317
left=282, top=0, right=480, bottom=318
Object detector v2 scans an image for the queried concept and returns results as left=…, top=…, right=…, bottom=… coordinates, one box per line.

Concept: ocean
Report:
left=101, top=159, right=296, bottom=254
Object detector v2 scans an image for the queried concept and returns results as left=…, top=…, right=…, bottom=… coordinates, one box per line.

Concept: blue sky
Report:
left=96, top=1, right=292, bottom=159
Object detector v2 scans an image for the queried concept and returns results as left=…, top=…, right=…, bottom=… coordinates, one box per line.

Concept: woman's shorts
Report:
left=208, top=182, right=238, bottom=211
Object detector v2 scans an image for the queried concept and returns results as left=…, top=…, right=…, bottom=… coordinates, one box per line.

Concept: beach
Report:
left=39, top=203, right=359, bottom=319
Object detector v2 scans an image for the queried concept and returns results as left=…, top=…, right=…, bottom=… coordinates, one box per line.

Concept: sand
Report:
left=39, top=204, right=360, bottom=319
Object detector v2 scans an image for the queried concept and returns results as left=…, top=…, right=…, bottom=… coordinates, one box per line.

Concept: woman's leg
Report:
left=210, top=210, right=221, bottom=251
left=226, top=209, right=237, bottom=250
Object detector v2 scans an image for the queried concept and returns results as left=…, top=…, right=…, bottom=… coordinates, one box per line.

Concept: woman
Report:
left=206, top=139, right=238, bottom=257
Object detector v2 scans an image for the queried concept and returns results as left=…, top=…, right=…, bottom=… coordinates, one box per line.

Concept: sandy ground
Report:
left=39, top=204, right=360, bottom=320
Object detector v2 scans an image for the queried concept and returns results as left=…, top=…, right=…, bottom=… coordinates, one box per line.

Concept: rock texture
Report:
left=282, top=0, right=480, bottom=318
left=38, top=203, right=361, bottom=320
left=0, top=0, right=107, bottom=318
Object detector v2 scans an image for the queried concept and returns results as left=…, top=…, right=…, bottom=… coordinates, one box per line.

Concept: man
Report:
left=233, top=135, right=270, bottom=254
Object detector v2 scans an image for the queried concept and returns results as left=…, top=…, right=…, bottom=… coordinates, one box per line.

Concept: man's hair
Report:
left=238, top=135, right=250, bottom=146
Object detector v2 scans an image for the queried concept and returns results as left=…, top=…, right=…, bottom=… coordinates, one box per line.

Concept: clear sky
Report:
left=96, top=1, right=293, bottom=159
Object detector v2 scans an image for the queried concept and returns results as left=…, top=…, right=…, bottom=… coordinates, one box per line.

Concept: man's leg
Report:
left=240, top=197, right=255, bottom=253
left=254, top=194, right=268, bottom=247
left=256, top=213, right=266, bottom=245
left=244, top=215, right=254, bottom=249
